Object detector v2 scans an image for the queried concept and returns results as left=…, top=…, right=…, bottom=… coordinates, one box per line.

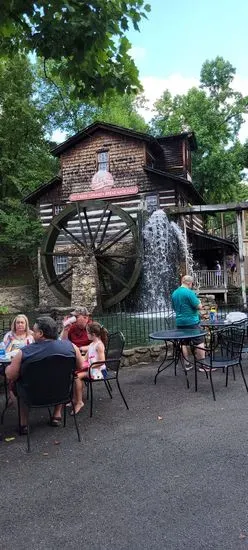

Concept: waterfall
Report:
left=142, top=209, right=193, bottom=309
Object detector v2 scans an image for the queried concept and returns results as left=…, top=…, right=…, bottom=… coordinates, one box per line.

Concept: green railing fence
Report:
left=0, top=301, right=247, bottom=349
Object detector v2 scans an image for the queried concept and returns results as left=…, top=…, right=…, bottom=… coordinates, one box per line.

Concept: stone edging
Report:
left=120, top=344, right=170, bottom=367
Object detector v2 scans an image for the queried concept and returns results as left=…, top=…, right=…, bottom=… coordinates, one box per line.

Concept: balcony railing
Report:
left=194, top=270, right=240, bottom=290
left=195, top=270, right=225, bottom=289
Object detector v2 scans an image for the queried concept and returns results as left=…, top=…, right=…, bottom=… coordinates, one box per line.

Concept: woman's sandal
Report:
left=70, top=403, right=84, bottom=416
left=50, top=417, right=62, bottom=427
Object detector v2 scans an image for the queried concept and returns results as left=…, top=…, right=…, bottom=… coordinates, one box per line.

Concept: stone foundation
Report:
left=199, top=294, right=218, bottom=319
left=120, top=344, right=168, bottom=367
left=0, top=286, right=36, bottom=313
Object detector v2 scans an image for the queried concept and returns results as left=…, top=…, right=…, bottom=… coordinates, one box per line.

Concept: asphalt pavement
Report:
left=1, top=362, right=248, bottom=550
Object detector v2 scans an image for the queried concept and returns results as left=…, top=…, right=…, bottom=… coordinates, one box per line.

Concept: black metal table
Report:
left=200, top=319, right=232, bottom=329
left=150, top=329, right=207, bottom=385
left=0, top=356, right=11, bottom=424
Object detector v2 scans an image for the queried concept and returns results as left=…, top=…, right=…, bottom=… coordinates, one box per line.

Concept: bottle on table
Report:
left=0, top=342, right=6, bottom=357
left=209, top=307, right=217, bottom=322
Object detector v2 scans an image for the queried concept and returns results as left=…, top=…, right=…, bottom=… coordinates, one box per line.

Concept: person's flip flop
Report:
left=198, top=367, right=217, bottom=373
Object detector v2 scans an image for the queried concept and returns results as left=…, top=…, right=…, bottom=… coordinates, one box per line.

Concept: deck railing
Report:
left=195, top=270, right=225, bottom=289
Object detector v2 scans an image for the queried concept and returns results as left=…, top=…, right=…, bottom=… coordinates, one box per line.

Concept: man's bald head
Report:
left=181, top=275, right=194, bottom=288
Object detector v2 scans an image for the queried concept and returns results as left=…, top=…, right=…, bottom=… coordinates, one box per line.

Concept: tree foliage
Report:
left=0, top=55, right=57, bottom=266
left=151, top=57, right=248, bottom=203
left=0, top=0, right=150, bottom=100
left=36, top=61, right=148, bottom=135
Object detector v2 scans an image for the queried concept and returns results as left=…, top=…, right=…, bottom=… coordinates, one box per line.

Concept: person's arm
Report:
left=188, top=291, right=202, bottom=311
left=3, top=331, right=12, bottom=349
left=5, top=350, right=23, bottom=382
left=72, top=344, right=84, bottom=371
left=95, top=341, right=105, bottom=362
left=60, top=324, right=72, bottom=340
left=79, top=344, right=90, bottom=354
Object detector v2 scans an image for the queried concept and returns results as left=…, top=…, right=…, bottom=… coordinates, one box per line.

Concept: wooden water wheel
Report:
left=40, top=199, right=142, bottom=309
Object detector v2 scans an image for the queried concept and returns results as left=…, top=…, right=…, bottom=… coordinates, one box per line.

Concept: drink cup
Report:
left=63, top=315, right=77, bottom=328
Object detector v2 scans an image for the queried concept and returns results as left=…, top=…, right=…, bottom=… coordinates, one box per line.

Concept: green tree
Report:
left=151, top=57, right=248, bottom=203
left=0, top=0, right=150, bottom=100
left=36, top=61, right=148, bottom=135
left=0, top=55, right=57, bottom=270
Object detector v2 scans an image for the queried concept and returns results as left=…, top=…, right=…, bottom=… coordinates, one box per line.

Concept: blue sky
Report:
left=125, top=0, right=248, bottom=139
left=127, top=0, right=248, bottom=78
left=53, top=1, right=248, bottom=142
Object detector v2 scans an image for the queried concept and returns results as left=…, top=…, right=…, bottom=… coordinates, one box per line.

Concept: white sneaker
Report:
left=184, top=363, right=193, bottom=371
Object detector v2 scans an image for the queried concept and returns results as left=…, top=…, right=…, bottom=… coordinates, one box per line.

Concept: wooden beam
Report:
left=169, top=202, right=248, bottom=215
left=236, top=211, right=247, bottom=309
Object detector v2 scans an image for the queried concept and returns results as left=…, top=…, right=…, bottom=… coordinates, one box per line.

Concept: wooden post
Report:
left=223, top=250, right=228, bottom=304
left=181, top=216, right=188, bottom=273
left=236, top=211, right=247, bottom=309
left=221, top=213, right=226, bottom=239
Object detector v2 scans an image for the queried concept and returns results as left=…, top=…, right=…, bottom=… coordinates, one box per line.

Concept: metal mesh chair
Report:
left=85, top=331, right=128, bottom=417
left=232, top=318, right=248, bottom=355
left=16, top=354, right=81, bottom=452
left=191, top=326, right=247, bottom=400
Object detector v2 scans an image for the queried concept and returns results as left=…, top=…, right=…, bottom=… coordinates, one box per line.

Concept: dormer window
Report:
left=97, top=150, right=109, bottom=172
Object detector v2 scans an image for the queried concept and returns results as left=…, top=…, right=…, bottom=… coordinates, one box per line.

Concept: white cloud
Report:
left=139, top=74, right=199, bottom=121
left=128, top=46, right=147, bottom=62
left=140, top=73, right=248, bottom=142
left=51, top=129, right=66, bottom=143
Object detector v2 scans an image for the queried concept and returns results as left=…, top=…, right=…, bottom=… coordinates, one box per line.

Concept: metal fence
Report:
left=0, top=301, right=247, bottom=349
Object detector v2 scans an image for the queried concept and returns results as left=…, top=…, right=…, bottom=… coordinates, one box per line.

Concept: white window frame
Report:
left=53, top=255, right=68, bottom=275
left=97, top=151, right=109, bottom=172
left=54, top=204, right=63, bottom=215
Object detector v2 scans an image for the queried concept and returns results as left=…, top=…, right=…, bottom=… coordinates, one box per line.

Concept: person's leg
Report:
left=71, top=373, right=86, bottom=414
left=182, top=345, right=189, bottom=361
left=195, top=342, right=205, bottom=360
left=19, top=402, right=28, bottom=426
left=53, top=404, right=62, bottom=419
left=179, top=326, right=194, bottom=369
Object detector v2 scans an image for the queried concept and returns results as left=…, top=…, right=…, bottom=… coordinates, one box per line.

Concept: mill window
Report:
left=97, top=151, right=109, bottom=172
left=53, top=255, right=68, bottom=275
left=54, top=204, right=64, bottom=215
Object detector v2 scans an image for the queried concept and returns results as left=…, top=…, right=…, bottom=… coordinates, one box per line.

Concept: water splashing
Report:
left=142, top=209, right=193, bottom=309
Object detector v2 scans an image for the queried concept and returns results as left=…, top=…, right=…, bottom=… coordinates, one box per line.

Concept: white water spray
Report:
left=142, top=210, right=193, bottom=309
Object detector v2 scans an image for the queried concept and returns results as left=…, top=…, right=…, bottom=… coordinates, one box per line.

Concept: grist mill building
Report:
left=24, top=121, right=237, bottom=311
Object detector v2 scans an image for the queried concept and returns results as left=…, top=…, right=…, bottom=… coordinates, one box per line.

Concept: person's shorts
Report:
left=177, top=324, right=204, bottom=345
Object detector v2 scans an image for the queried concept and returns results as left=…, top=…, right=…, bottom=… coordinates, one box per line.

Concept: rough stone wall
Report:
left=199, top=294, right=218, bottom=319
left=71, top=255, right=102, bottom=312
left=121, top=344, right=167, bottom=367
left=38, top=272, right=65, bottom=308
left=0, top=286, right=36, bottom=313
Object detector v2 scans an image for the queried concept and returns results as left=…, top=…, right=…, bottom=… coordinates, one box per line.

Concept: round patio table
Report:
left=200, top=319, right=232, bottom=329
left=150, top=329, right=207, bottom=385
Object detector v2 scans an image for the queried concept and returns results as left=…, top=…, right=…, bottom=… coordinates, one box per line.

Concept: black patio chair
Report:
left=16, top=354, right=81, bottom=452
left=85, top=331, right=128, bottom=417
left=232, top=318, right=248, bottom=355
left=191, top=326, right=247, bottom=401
